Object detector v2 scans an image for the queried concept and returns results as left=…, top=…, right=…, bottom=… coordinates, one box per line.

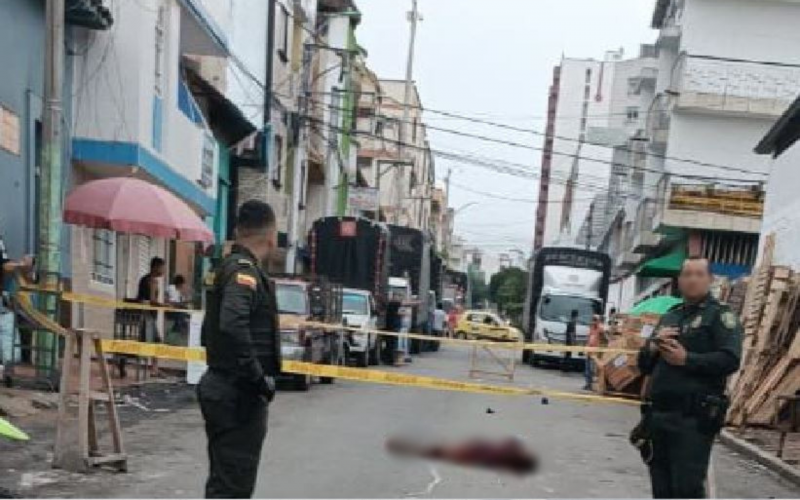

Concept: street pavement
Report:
left=4, top=345, right=799, bottom=498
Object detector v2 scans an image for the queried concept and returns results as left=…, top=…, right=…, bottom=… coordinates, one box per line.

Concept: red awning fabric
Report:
left=64, top=177, right=214, bottom=243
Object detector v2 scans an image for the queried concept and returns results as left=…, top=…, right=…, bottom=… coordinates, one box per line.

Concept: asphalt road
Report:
left=6, top=345, right=799, bottom=498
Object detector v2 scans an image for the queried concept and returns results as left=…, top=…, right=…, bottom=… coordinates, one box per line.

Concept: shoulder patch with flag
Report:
left=236, top=273, right=258, bottom=290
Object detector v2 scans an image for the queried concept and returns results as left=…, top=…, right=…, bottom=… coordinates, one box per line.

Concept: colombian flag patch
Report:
left=236, top=273, right=257, bottom=290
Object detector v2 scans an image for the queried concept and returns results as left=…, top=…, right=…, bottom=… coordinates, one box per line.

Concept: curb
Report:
left=719, top=429, right=800, bottom=488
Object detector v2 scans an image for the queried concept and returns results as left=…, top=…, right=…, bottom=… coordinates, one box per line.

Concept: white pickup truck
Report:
left=342, top=288, right=380, bottom=367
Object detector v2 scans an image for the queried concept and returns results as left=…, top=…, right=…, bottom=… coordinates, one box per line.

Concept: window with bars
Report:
left=92, top=229, right=116, bottom=285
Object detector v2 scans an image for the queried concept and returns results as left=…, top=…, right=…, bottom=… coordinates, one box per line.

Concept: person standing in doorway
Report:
left=637, top=257, right=742, bottom=498
left=137, top=257, right=166, bottom=376
left=198, top=200, right=281, bottom=498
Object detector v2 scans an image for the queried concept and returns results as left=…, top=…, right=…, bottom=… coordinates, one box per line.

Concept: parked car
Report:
left=276, top=278, right=343, bottom=390
left=454, top=311, right=522, bottom=342
left=342, top=288, right=381, bottom=367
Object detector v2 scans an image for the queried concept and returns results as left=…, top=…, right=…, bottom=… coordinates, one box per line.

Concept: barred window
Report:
left=92, top=229, right=116, bottom=285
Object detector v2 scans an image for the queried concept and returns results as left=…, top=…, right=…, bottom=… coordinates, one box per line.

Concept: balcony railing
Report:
left=673, top=55, right=800, bottom=117
left=668, top=184, right=765, bottom=219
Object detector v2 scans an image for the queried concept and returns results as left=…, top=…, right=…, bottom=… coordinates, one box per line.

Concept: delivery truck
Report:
left=522, top=247, right=612, bottom=367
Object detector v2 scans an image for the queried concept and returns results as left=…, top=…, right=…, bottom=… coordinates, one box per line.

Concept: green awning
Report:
left=637, top=246, right=686, bottom=278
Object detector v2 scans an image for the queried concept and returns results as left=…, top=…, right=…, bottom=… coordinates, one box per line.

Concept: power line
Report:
left=307, top=89, right=769, bottom=179
left=449, top=181, right=600, bottom=204
left=302, top=112, right=763, bottom=189
left=305, top=114, right=668, bottom=200
left=293, top=94, right=765, bottom=185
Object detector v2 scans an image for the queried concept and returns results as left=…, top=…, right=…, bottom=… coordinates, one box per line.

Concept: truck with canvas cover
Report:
left=309, top=216, right=391, bottom=322
left=522, top=247, right=611, bottom=367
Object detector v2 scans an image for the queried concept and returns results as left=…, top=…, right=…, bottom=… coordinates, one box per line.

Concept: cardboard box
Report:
left=604, top=353, right=641, bottom=391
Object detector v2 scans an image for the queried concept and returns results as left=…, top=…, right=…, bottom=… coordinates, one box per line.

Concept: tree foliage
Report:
left=489, top=268, right=529, bottom=322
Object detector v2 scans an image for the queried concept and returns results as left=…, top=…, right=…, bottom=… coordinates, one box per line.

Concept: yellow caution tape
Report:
left=96, top=340, right=639, bottom=407
left=282, top=361, right=641, bottom=407
left=16, top=279, right=637, bottom=356
left=100, top=340, right=206, bottom=362
left=301, top=321, right=639, bottom=356
left=18, top=284, right=198, bottom=314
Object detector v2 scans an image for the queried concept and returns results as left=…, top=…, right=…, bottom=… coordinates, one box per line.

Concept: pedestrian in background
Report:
left=562, top=309, right=579, bottom=371
left=0, top=232, right=32, bottom=372
left=636, top=257, right=742, bottom=498
left=137, top=257, right=166, bottom=376
left=397, top=305, right=412, bottom=365
left=383, top=298, right=401, bottom=365
left=447, top=306, right=460, bottom=338
left=584, top=314, right=604, bottom=390
left=431, top=302, right=446, bottom=352
left=166, top=274, right=190, bottom=340
left=198, top=200, right=281, bottom=499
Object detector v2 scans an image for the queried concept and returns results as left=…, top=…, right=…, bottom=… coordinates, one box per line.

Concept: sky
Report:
left=356, top=0, right=658, bottom=274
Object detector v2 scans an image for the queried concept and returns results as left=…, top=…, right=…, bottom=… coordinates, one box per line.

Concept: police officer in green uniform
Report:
left=638, top=257, right=742, bottom=499
left=198, top=201, right=282, bottom=499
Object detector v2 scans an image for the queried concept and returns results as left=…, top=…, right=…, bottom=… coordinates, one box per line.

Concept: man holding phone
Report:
left=637, top=256, right=742, bottom=498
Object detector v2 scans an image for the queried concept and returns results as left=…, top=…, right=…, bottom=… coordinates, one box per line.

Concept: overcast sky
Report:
left=356, top=0, right=658, bottom=272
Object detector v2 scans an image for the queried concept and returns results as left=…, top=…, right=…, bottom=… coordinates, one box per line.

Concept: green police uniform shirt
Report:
left=638, top=294, right=743, bottom=400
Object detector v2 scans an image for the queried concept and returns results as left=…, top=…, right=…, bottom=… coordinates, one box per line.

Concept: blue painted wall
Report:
left=0, top=0, right=45, bottom=262
left=0, top=0, right=75, bottom=278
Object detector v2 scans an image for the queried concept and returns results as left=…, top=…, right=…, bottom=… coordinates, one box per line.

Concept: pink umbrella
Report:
left=64, top=177, right=214, bottom=243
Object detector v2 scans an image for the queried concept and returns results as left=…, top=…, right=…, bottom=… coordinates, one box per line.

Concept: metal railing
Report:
left=668, top=184, right=765, bottom=218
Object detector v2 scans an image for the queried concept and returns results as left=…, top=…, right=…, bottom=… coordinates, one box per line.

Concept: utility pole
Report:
left=38, top=0, right=65, bottom=368
left=394, top=0, right=420, bottom=225
left=444, top=167, right=452, bottom=255
left=586, top=201, right=594, bottom=251
left=263, top=0, right=276, bottom=168
left=285, top=44, right=313, bottom=274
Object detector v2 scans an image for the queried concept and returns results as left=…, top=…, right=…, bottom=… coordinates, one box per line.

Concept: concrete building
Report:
left=596, top=0, right=800, bottom=311
left=755, top=94, right=800, bottom=267
left=534, top=50, right=624, bottom=249
left=0, top=1, right=110, bottom=287
left=448, top=235, right=467, bottom=273
left=373, top=80, right=432, bottom=230
left=429, top=184, right=450, bottom=254
left=227, top=0, right=319, bottom=272
left=498, top=249, right=526, bottom=271
left=67, top=0, right=245, bottom=332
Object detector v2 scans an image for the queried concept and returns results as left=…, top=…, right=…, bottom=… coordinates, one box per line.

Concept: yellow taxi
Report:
left=454, top=311, right=522, bottom=342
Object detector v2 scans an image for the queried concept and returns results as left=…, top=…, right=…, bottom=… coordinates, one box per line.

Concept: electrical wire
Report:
left=449, top=181, right=599, bottom=204
left=305, top=90, right=770, bottom=179
left=302, top=113, right=764, bottom=188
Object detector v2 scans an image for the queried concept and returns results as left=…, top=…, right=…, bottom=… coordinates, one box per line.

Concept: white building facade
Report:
left=595, top=0, right=800, bottom=311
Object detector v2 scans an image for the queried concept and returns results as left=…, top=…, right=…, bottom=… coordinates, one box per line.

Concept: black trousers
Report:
left=648, top=412, right=714, bottom=499
left=198, top=371, right=268, bottom=499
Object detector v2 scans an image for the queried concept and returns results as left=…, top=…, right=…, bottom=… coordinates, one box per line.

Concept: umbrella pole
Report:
left=126, top=234, right=133, bottom=299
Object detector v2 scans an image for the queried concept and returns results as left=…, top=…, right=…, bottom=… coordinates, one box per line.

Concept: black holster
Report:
left=696, top=394, right=729, bottom=435
left=630, top=403, right=654, bottom=465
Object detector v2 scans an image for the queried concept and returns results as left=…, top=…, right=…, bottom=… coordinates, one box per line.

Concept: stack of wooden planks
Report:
left=728, top=234, right=800, bottom=427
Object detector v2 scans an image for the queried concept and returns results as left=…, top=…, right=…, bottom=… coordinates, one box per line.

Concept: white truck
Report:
left=342, top=288, right=380, bottom=367
left=522, top=247, right=612, bottom=368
